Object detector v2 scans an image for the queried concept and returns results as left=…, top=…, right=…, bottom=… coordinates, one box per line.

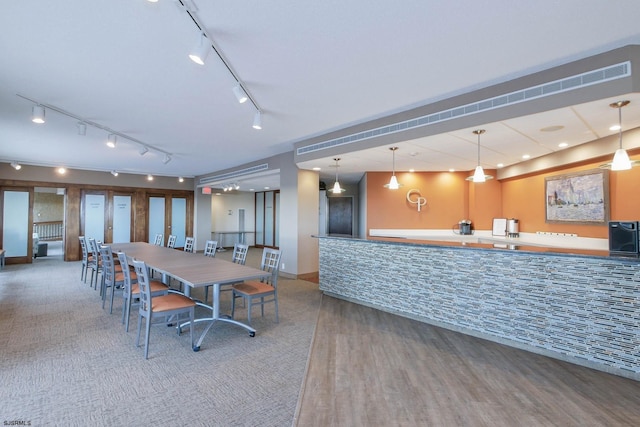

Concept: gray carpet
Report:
left=0, top=249, right=321, bottom=426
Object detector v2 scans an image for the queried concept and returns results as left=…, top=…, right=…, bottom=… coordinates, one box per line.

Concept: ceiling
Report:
left=2, top=0, right=640, bottom=191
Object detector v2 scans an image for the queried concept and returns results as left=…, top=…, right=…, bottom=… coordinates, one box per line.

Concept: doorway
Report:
left=328, top=196, right=353, bottom=236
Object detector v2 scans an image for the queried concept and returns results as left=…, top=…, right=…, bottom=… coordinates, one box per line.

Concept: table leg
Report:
left=192, top=283, right=256, bottom=351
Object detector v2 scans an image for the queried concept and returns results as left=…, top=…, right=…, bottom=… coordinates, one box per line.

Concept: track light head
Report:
left=77, top=122, right=86, bottom=135
left=10, top=161, right=22, bottom=170
left=162, top=154, right=172, bottom=164
left=189, top=33, right=210, bottom=65
left=139, top=145, right=149, bottom=156
left=111, top=170, right=119, bottom=176
left=252, top=111, right=262, bottom=130
left=106, top=134, right=117, bottom=148
left=31, top=105, right=45, bottom=124
left=233, top=84, right=248, bottom=103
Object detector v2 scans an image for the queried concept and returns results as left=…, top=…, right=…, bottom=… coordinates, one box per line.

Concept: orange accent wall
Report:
left=367, top=155, right=640, bottom=239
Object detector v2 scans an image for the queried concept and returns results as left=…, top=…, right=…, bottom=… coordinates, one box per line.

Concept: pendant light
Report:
left=466, top=129, right=493, bottom=182
left=603, top=100, right=636, bottom=171
left=331, top=158, right=346, bottom=193
left=383, top=147, right=402, bottom=189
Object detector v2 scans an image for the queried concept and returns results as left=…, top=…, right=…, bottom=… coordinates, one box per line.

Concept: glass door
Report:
left=1, top=188, right=32, bottom=263
left=171, top=197, right=187, bottom=248
left=82, top=191, right=106, bottom=243
left=148, top=196, right=166, bottom=244
left=111, top=194, right=132, bottom=243
left=254, top=190, right=279, bottom=248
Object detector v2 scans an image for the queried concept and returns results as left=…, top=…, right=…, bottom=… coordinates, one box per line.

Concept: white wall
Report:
left=211, top=192, right=256, bottom=246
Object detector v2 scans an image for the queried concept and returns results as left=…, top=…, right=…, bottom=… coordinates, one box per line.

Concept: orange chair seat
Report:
left=115, top=271, right=137, bottom=283
left=152, top=293, right=196, bottom=312
left=131, top=280, right=168, bottom=295
left=233, top=281, right=274, bottom=296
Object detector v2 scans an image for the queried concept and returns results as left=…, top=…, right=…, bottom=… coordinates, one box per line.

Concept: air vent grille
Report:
left=297, top=61, right=631, bottom=156
left=200, top=163, right=269, bottom=185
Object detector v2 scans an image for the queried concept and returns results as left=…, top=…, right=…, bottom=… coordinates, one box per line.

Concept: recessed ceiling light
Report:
left=558, top=142, right=569, bottom=148
left=522, top=154, right=531, bottom=159
left=312, top=167, right=321, bottom=171
left=147, top=174, right=153, bottom=181
left=449, top=168, right=455, bottom=172
left=497, top=163, right=504, bottom=168
left=409, top=152, right=419, bottom=157
left=610, top=124, right=621, bottom=131
left=409, top=169, right=415, bottom=173
left=541, top=125, right=564, bottom=132
left=264, top=186, right=270, bottom=190
left=57, top=167, right=66, bottom=174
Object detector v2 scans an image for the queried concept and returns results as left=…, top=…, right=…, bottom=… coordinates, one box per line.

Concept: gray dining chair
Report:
left=132, top=259, right=196, bottom=359
left=79, top=236, right=91, bottom=283
left=88, top=238, right=102, bottom=291
left=203, top=240, right=217, bottom=257
left=167, top=235, right=177, bottom=249
left=231, top=248, right=282, bottom=325
left=184, top=237, right=195, bottom=253
left=153, top=234, right=164, bottom=246
left=117, top=251, right=169, bottom=332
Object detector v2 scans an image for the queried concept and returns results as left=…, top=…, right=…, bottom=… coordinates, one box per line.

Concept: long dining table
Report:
left=111, top=242, right=269, bottom=351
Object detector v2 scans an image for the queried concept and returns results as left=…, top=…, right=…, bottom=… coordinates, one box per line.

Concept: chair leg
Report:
left=109, top=285, right=116, bottom=314
left=247, top=296, right=252, bottom=324
left=135, top=315, right=142, bottom=347
left=274, top=294, right=279, bottom=323
left=204, top=285, right=209, bottom=303
left=261, top=297, right=265, bottom=318
left=144, top=318, right=151, bottom=359
left=125, top=301, right=131, bottom=332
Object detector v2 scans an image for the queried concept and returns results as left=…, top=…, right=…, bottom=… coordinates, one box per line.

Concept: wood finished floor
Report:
left=295, top=295, right=640, bottom=427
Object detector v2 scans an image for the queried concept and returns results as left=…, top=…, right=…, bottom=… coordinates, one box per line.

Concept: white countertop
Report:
left=368, top=229, right=609, bottom=251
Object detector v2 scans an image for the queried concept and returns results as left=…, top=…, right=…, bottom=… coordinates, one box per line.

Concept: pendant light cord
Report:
left=618, top=105, right=623, bottom=149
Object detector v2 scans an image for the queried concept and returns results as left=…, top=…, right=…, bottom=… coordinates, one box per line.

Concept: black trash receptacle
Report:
left=36, top=242, right=48, bottom=258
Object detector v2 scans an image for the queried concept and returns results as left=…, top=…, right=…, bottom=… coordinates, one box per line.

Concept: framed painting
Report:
left=545, top=169, right=609, bottom=224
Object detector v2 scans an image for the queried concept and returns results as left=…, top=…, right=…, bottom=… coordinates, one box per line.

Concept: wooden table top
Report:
left=111, top=242, right=267, bottom=289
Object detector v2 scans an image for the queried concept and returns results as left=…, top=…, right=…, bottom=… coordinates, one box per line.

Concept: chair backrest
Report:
left=132, top=259, right=152, bottom=317
left=184, top=237, right=195, bottom=253
left=260, top=248, right=282, bottom=287
left=203, top=240, right=217, bottom=257
left=99, top=245, right=115, bottom=284
left=167, top=235, right=177, bottom=248
left=117, top=251, right=134, bottom=298
left=153, top=234, right=164, bottom=246
left=232, top=243, right=249, bottom=265
left=79, top=236, right=89, bottom=261
left=88, top=238, right=102, bottom=263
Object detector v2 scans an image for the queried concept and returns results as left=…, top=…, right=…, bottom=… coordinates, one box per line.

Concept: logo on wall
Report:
left=406, top=189, right=427, bottom=212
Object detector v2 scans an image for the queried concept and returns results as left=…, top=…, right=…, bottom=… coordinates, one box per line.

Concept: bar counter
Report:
left=315, top=234, right=640, bottom=380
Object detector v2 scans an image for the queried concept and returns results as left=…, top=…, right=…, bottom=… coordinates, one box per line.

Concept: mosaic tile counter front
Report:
left=317, top=236, right=640, bottom=380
